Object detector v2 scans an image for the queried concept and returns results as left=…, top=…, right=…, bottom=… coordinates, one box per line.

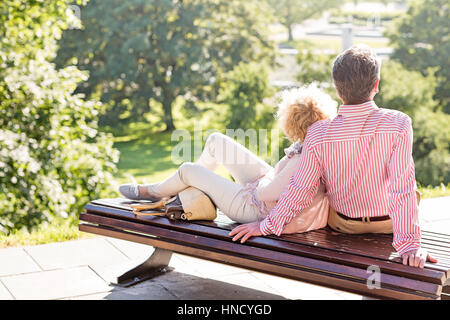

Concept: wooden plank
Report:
left=78, top=213, right=443, bottom=298
left=79, top=223, right=441, bottom=300
left=82, top=206, right=448, bottom=284
left=422, top=230, right=450, bottom=240
left=82, top=206, right=448, bottom=281
left=87, top=202, right=450, bottom=271
left=86, top=199, right=450, bottom=242
left=420, top=239, right=450, bottom=250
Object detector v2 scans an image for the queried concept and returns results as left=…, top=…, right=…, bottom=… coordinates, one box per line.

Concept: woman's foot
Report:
left=119, top=184, right=161, bottom=201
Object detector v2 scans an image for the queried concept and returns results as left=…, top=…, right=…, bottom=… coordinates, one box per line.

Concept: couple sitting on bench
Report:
left=119, top=44, right=437, bottom=269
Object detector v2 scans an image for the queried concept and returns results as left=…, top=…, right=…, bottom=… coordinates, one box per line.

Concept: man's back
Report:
left=310, top=101, right=416, bottom=219
left=260, top=100, right=421, bottom=256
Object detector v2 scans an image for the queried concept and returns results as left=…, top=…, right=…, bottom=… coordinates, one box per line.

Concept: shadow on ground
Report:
left=103, top=271, right=286, bottom=300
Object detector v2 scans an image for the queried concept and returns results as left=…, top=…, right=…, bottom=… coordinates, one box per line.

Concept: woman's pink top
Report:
left=242, top=142, right=329, bottom=234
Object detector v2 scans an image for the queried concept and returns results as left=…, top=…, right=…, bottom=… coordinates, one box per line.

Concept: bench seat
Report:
left=79, top=198, right=450, bottom=300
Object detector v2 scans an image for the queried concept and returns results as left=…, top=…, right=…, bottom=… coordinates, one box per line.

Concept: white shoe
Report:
left=119, top=184, right=160, bottom=201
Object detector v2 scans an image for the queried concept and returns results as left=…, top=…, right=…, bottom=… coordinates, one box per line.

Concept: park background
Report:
left=0, top=0, right=449, bottom=246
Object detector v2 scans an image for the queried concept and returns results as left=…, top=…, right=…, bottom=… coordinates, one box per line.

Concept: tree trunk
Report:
left=162, top=94, right=176, bottom=132
left=287, top=24, right=293, bottom=42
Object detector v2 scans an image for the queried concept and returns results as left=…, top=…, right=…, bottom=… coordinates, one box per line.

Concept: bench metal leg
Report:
left=113, top=247, right=174, bottom=287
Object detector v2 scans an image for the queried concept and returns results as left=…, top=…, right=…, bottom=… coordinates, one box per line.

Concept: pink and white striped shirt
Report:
left=259, top=101, right=421, bottom=255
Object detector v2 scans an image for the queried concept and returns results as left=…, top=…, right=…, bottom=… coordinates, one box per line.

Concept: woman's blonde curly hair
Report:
left=276, top=85, right=337, bottom=143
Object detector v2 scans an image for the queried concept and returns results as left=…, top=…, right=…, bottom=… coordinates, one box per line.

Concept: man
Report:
left=229, top=44, right=437, bottom=268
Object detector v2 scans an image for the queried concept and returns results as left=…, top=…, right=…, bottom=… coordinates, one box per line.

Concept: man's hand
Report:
left=401, top=248, right=438, bottom=268
left=229, top=221, right=262, bottom=243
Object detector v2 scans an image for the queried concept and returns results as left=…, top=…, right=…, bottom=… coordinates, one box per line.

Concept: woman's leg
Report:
left=146, top=162, right=259, bottom=223
left=196, top=132, right=272, bottom=185
left=136, top=132, right=270, bottom=198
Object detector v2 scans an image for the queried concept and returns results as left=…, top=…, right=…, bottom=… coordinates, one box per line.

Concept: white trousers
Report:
left=147, top=132, right=272, bottom=223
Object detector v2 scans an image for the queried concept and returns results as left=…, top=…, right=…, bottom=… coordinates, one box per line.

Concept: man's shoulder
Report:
left=376, top=107, right=412, bottom=132
left=304, top=118, right=331, bottom=146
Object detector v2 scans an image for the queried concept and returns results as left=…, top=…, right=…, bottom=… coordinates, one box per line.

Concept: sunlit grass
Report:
left=418, top=184, right=450, bottom=199
left=281, top=37, right=389, bottom=52
left=0, top=217, right=95, bottom=248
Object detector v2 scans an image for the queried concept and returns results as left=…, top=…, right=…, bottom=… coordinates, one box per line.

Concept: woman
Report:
left=119, top=85, right=337, bottom=236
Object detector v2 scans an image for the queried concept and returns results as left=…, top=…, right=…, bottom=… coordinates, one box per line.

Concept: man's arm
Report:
left=387, top=116, right=421, bottom=255
left=229, top=138, right=323, bottom=243
left=387, top=116, right=436, bottom=267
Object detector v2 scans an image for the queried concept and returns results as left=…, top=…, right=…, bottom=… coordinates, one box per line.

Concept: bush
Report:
left=295, top=46, right=339, bottom=102
left=0, top=0, right=119, bottom=234
left=375, top=60, right=450, bottom=186
left=218, top=62, right=274, bottom=130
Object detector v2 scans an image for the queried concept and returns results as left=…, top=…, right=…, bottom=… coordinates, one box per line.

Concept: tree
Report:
left=295, top=45, right=339, bottom=101
left=0, top=0, right=118, bottom=233
left=386, top=0, right=450, bottom=113
left=266, top=0, right=341, bottom=41
left=296, top=47, right=335, bottom=86
left=218, top=62, right=273, bottom=130
left=56, top=0, right=276, bottom=131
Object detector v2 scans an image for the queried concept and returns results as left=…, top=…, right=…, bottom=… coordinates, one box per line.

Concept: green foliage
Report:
left=295, top=46, right=339, bottom=101
left=265, top=0, right=341, bottom=40
left=218, top=62, right=274, bottom=130
left=0, top=0, right=119, bottom=234
left=386, top=0, right=450, bottom=113
left=296, top=48, right=334, bottom=87
left=375, top=60, right=450, bottom=186
left=56, top=0, right=276, bottom=131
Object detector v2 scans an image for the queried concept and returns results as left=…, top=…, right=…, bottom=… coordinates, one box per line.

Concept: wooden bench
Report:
left=79, top=198, right=450, bottom=300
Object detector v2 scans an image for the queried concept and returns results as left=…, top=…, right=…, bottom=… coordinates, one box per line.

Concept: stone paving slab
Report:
left=148, top=271, right=285, bottom=300
left=418, top=196, right=450, bottom=233
left=1, top=266, right=111, bottom=300
left=24, top=238, right=129, bottom=271
left=250, top=271, right=362, bottom=300
left=419, top=197, right=450, bottom=223
left=65, top=282, right=178, bottom=300
left=106, top=238, right=153, bottom=261
left=174, top=254, right=252, bottom=279
left=0, top=247, right=41, bottom=277
left=0, top=281, right=13, bottom=300
left=88, top=248, right=199, bottom=285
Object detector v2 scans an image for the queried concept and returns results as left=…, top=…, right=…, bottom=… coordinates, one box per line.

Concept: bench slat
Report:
left=81, top=209, right=447, bottom=287
left=79, top=221, right=441, bottom=300
left=199, top=213, right=450, bottom=268
left=83, top=204, right=448, bottom=283
left=422, top=230, right=450, bottom=240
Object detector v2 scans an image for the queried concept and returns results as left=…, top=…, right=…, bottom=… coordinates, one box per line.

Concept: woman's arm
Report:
left=256, top=154, right=301, bottom=202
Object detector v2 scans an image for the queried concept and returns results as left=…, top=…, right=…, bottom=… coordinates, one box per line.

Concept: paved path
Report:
left=0, top=197, right=448, bottom=300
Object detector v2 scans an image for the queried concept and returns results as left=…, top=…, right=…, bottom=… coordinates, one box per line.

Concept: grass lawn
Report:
left=280, top=36, right=390, bottom=53
left=0, top=217, right=96, bottom=248
left=113, top=130, right=180, bottom=184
